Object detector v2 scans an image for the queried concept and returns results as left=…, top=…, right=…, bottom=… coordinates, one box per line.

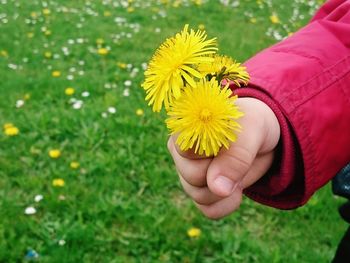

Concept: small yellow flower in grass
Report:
left=24, top=93, right=31, bottom=100
left=198, top=55, right=250, bottom=87
left=270, top=14, right=280, bottom=24
left=30, top=12, right=37, bottom=18
left=136, top=109, right=144, bottom=116
left=1, top=50, right=8, bottom=57
left=65, top=87, right=75, bottom=96
left=42, top=8, right=51, bottom=15
left=97, top=48, right=109, bottom=55
left=103, top=11, right=112, bottom=17
left=52, top=179, right=65, bottom=187
left=70, top=161, right=80, bottom=169
left=142, top=24, right=217, bottom=112
left=49, top=149, right=61, bottom=159
left=44, top=30, right=52, bottom=36
left=117, top=62, right=127, bottom=69
left=4, top=123, right=19, bottom=136
left=127, top=7, right=134, bottom=13
left=166, top=78, right=243, bottom=157
left=187, top=227, right=201, bottom=238
left=27, top=32, right=34, bottom=38
left=5, top=127, right=19, bottom=136
left=44, top=51, right=52, bottom=59
left=173, top=0, right=181, bottom=8
left=52, top=70, right=61, bottom=77
left=198, top=23, right=205, bottom=30
left=250, top=17, right=257, bottom=24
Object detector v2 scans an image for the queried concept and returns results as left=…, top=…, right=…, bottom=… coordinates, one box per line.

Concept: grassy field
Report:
left=0, top=0, right=347, bottom=262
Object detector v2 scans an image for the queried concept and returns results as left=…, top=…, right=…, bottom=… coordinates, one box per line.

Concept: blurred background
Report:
left=0, top=0, right=347, bottom=262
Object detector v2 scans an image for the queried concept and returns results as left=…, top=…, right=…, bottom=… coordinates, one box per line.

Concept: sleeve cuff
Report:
left=233, top=86, right=308, bottom=209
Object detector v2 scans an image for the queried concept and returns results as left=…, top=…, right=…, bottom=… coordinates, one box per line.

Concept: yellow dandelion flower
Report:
left=4, top=126, right=19, bottom=136
left=65, top=87, right=75, bottom=96
left=198, top=23, right=205, bottom=30
left=187, top=227, right=201, bottom=238
left=270, top=14, right=280, bottom=24
left=127, top=7, right=134, bottom=13
left=52, top=178, right=65, bottom=187
left=173, top=0, right=181, bottom=8
left=44, top=30, right=51, bottom=36
left=198, top=55, right=250, bottom=87
left=70, top=161, right=80, bottom=169
left=250, top=17, right=257, bottom=24
left=103, top=11, right=112, bottom=17
left=97, top=48, right=109, bottom=55
left=42, top=8, right=51, bottom=15
left=136, top=109, right=144, bottom=116
left=44, top=51, right=52, bottom=58
left=52, top=70, right=61, bottom=77
left=27, top=32, right=34, bottom=38
left=49, top=149, right=61, bottom=159
left=142, top=24, right=217, bottom=112
left=166, top=78, right=243, bottom=157
left=1, top=50, right=8, bottom=57
left=117, top=62, right=127, bottom=69
left=24, top=93, right=31, bottom=100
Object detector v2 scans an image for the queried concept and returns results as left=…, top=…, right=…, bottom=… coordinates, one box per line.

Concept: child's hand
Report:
left=167, top=98, right=281, bottom=219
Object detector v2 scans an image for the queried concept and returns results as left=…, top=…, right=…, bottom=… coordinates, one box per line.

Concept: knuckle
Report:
left=190, top=188, right=212, bottom=205
left=190, top=189, right=204, bottom=204
left=202, top=209, right=222, bottom=220
left=197, top=205, right=222, bottom=220
left=226, top=146, right=254, bottom=172
left=186, top=173, right=206, bottom=187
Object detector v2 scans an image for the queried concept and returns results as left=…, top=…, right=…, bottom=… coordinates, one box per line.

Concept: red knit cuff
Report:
left=233, top=86, right=306, bottom=209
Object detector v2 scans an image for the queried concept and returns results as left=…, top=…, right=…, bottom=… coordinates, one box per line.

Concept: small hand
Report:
left=167, top=98, right=280, bottom=219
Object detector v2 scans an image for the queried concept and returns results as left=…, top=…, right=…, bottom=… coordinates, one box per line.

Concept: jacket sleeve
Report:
left=233, top=0, right=350, bottom=209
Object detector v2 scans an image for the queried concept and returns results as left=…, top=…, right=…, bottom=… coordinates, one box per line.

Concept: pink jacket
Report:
left=234, top=0, right=350, bottom=209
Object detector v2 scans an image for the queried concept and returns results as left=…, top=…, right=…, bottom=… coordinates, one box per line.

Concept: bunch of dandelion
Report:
left=142, top=24, right=217, bottom=112
left=142, top=25, right=249, bottom=156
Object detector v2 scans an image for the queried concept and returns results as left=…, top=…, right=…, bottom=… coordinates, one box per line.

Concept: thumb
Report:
left=206, top=98, right=277, bottom=197
left=207, top=133, right=261, bottom=197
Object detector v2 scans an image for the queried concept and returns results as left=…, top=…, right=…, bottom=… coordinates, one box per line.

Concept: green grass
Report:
left=0, top=0, right=347, bottom=262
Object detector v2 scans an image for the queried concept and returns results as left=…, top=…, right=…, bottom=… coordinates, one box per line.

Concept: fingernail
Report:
left=214, top=176, right=236, bottom=195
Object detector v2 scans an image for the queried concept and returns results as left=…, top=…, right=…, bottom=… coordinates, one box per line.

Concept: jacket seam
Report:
left=271, top=48, right=324, bottom=68
left=287, top=55, right=350, bottom=113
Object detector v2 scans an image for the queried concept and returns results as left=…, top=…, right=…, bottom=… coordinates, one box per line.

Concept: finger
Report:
left=240, top=151, right=275, bottom=189
left=179, top=176, right=223, bottom=205
left=168, top=137, right=212, bottom=187
left=171, top=135, right=210, bottom=160
left=195, top=187, right=243, bottom=220
left=206, top=124, right=263, bottom=197
left=205, top=98, right=273, bottom=197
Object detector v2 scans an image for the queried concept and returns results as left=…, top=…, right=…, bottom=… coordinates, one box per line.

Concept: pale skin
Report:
left=167, top=98, right=281, bottom=219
